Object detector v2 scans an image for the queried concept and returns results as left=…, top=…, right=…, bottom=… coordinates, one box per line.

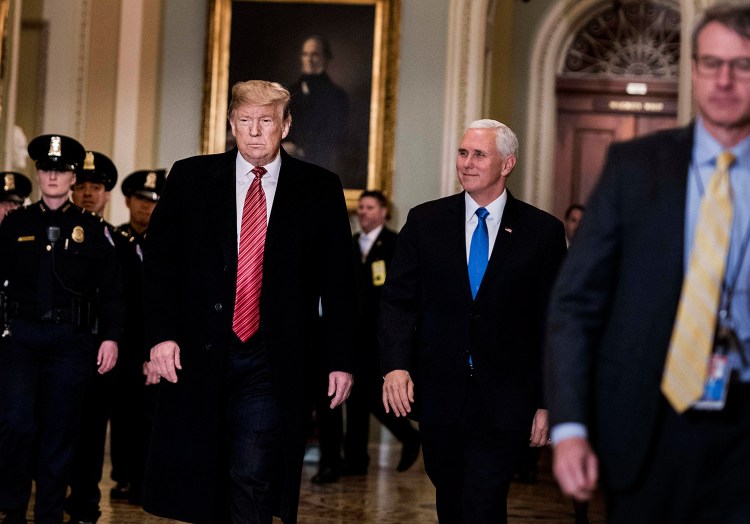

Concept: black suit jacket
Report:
left=353, top=227, right=398, bottom=357
left=141, top=148, right=356, bottom=523
left=545, top=125, right=693, bottom=490
left=380, top=192, right=566, bottom=431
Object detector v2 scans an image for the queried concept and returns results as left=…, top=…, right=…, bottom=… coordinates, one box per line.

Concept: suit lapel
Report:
left=446, top=193, right=474, bottom=303
left=655, top=124, right=693, bottom=276
left=473, top=192, right=520, bottom=301
left=205, top=149, right=239, bottom=267
left=266, top=150, right=305, bottom=254
left=366, top=229, right=388, bottom=263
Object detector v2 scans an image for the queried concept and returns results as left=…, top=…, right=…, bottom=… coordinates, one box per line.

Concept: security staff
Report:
left=0, top=171, right=32, bottom=225
left=109, top=168, right=165, bottom=504
left=66, top=151, right=131, bottom=523
left=118, top=169, right=166, bottom=240
left=0, top=135, right=123, bottom=524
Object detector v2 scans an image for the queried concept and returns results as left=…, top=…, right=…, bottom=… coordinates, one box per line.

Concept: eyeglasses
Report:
left=694, top=55, right=750, bottom=79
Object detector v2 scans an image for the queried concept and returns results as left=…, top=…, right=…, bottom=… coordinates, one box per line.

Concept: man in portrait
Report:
left=284, top=35, right=349, bottom=176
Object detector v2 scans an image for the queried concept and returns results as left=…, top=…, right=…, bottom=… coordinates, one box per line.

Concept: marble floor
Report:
left=12, top=443, right=606, bottom=523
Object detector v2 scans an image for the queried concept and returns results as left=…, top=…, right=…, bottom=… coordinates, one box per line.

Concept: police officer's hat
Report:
left=121, top=169, right=167, bottom=201
left=28, top=134, right=86, bottom=172
left=76, top=151, right=118, bottom=191
left=0, top=171, right=32, bottom=204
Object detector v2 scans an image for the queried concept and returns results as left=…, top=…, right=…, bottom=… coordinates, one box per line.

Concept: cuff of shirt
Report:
left=550, top=423, right=588, bottom=445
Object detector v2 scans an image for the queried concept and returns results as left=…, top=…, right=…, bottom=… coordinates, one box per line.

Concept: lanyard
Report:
left=693, top=162, right=750, bottom=320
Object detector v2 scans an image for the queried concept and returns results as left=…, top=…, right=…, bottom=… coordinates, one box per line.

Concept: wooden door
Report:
left=553, top=78, right=677, bottom=220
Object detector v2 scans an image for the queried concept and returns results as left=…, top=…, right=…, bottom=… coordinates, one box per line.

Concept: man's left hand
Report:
left=328, top=371, right=353, bottom=408
left=143, top=361, right=161, bottom=385
left=97, top=340, right=118, bottom=374
left=529, top=408, right=549, bottom=447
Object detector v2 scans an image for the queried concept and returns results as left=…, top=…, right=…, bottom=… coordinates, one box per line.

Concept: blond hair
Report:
left=227, top=80, right=291, bottom=121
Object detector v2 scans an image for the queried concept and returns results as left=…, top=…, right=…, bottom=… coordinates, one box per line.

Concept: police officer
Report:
left=118, top=169, right=166, bottom=240
left=0, top=135, right=124, bottom=524
left=0, top=171, right=32, bottom=225
left=108, top=168, right=165, bottom=504
left=66, top=151, right=131, bottom=523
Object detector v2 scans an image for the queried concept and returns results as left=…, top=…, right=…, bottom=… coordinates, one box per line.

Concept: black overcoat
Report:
left=141, top=148, right=356, bottom=523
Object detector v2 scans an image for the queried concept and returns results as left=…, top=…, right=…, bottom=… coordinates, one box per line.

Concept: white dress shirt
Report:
left=464, top=190, right=508, bottom=263
left=235, top=151, right=281, bottom=252
left=358, top=224, right=384, bottom=258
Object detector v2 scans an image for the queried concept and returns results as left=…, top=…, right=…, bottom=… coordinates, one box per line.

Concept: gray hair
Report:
left=467, top=119, right=519, bottom=158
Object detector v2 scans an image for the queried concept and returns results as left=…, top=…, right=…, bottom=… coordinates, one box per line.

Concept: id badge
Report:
left=694, top=353, right=731, bottom=411
left=371, top=260, right=386, bottom=286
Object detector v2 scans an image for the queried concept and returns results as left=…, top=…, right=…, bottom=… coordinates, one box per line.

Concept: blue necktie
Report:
left=468, top=207, right=489, bottom=300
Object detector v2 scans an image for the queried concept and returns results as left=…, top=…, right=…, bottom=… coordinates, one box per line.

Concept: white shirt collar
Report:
left=235, top=150, right=282, bottom=183
left=464, top=189, right=507, bottom=224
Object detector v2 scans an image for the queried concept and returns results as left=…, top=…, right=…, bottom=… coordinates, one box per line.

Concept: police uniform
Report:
left=121, top=169, right=166, bottom=205
left=0, top=171, right=32, bottom=205
left=108, top=168, right=165, bottom=505
left=65, top=151, right=132, bottom=523
left=0, top=172, right=33, bottom=226
left=0, top=136, right=124, bottom=524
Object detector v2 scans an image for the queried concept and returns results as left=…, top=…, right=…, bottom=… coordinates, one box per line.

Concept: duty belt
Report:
left=11, top=302, right=74, bottom=324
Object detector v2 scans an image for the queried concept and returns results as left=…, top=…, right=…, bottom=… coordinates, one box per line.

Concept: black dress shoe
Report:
left=396, top=438, right=421, bottom=472
left=340, top=464, right=368, bottom=476
left=65, top=511, right=100, bottom=524
left=110, top=482, right=132, bottom=501
left=1, top=510, right=26, bottom=524
left=126, top=484, right=143, bottom=506
left=515, top=466, right=538, bottom=484
left=311, top=467, right=340, bottom=484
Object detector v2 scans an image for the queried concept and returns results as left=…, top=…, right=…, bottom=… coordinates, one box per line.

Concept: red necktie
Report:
left=233, top=166, right=267, bottom=342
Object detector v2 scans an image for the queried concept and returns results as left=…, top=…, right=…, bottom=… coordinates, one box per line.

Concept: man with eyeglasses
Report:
left=546, top=4, right=750, bottom=522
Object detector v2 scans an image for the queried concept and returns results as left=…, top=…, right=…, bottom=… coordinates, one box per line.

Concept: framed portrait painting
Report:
left=202, top=0, right=401, bottom=209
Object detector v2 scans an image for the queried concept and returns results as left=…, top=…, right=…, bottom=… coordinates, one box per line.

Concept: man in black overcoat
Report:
left=142, top=80, right=355, bottom=524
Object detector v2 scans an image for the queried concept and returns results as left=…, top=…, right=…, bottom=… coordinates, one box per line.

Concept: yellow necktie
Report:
left=662, top=150, right=735, bottom=413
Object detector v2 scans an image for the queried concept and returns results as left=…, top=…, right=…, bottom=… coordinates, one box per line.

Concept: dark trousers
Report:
left=225, top=334, right=282, bottom=524
left=419, top=380, right=527, bottom=524
left=0, top=319, right=94, bottom=524
left=305, top=323, right=343, bottom=472
left=110, top=345, right=153, bottom=501
left=607, top=384, right=750, bottom=523
left=65, top=371, right=114, bottom=521
left=311, top=384, right=343, bottom=471
left=344, top=368, right=419, bottom=468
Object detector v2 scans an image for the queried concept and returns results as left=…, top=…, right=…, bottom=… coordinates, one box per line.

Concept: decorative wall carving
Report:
left=563, top=1, right=681, bottom=79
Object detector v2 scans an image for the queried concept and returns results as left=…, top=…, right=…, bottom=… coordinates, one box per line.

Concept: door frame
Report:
left=523, top=0, right=703, bottom=212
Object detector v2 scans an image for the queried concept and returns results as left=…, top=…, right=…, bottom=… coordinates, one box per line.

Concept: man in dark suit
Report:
left=343, top=190, right=420, bottom=476
left=142, top=80, right=355, bottom=524
left=380, top=120, right=566, bottom=522
left=546, top=5, right=750, bottom=522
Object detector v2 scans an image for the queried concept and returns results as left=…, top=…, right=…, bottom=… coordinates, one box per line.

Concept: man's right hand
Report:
left=552, top=436, right=599, bottom=501
left=150, top=340, right=182, bottom=384
left=382, top=369, right=414, bottom=417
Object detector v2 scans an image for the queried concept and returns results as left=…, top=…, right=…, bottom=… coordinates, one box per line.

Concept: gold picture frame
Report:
left=202, top=0, right=401, bottom=209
